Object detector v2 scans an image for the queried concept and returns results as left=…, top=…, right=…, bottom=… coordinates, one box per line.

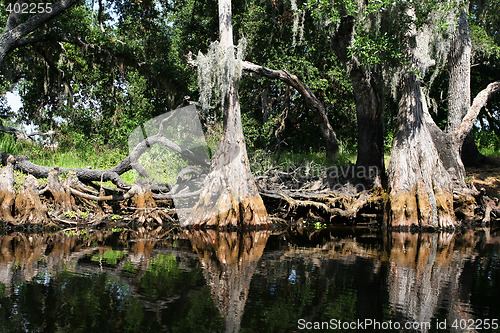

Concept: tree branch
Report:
left=0, top=125, right=30, bottom=140
left=241, top=60, right=340, bottom=158
left=0, top=122, right=210, bottom=189
left=452, top=81, right=500, bottom=145
left=0, top=0, right=77, bottom=64
left=3, top=1, right=25, bottom=33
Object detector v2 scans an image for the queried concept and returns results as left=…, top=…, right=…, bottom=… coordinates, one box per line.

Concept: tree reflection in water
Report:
left=0, top=229, right=498, bottom=332
left=186, top=230, right=270, bottom=333
left=386, top=232, right=470, bottom=332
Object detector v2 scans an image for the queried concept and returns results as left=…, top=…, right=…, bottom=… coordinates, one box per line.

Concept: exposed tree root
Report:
left=260, top=187, right=384, bottom=223
left=478, top=189, right=500, bottom=224
left=42, top=167, right=77, bottom=215
left=130, top=180, right=165, bottom=225
left=0, top=125, right=209, bottom=190
left=0, top=156, right=16, bottom=224
left=0, top=152, right=496, bottom=229
left=14, top=175, right=49, bottom=224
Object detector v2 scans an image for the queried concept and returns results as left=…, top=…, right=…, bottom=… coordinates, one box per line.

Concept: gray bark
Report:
left=185, top=0, right=268, bottom=227
left=447, top=9, right=472, bottom=133
left=452, top=81, right=500, bottom=145
left=387, top=6, right=499, bottom=228
left=331, top=15, right=385, bottom=185
left=446, top=6, right=489, bottom=166
left=0, top=0, right=77, bottom=66
left=0, top=156, right=16, bottom=222
left=388, top=73, right=455, bottom=228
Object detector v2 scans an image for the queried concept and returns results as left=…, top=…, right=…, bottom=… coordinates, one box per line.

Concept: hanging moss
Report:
left=197, top=38, right=247, bottom=111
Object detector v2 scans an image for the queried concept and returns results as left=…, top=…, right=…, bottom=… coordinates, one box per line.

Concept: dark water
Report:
left=0, top=228, right=498, bottom=333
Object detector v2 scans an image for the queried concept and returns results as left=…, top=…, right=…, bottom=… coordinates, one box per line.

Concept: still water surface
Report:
left=0, top=228, right=498, bottom=332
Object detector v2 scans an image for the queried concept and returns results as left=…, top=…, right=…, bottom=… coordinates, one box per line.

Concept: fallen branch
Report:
left=0, top=126, right=209, bottom=189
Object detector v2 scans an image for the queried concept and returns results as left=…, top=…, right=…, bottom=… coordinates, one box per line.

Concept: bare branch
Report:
left=452, top=81, right=500, bottom=145
left=242, top=60, right=339, bottom=158
left=0, top=123, right=209, bottom=190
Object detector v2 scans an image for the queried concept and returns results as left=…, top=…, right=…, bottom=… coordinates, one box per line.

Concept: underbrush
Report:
left=0, top=133, right=136, bottom=184
left=3, top=132, right=362, bottom=184
left=477, top=130, right=500, bottom=157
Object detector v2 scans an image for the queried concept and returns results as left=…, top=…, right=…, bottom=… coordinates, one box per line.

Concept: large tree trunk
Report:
left=388, top=74, right=455, bottom=228
left=183, top=0, right=268, bottom=228
left=386, top=5, right=495, bottom=229
left=331, top=16, right=385, bottom=185
left=446, top=6, right=493, bottom=167
left=349, top=65, right=385, bottom=186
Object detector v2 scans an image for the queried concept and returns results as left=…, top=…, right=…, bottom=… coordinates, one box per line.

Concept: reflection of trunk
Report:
left=331, top=16, right=385, bottom=185
left=386, top=232, right=472, bottom=332
left=388, top=74, right=455, bottom=228
left=187, top=231, right=269, bottom=333
left=185, top=0, right=268, bottom=227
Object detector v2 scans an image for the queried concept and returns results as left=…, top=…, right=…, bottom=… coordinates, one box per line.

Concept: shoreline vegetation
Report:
left=0, top=135, right=498, bottom=233
left=1, top=0, right=499, bottom=232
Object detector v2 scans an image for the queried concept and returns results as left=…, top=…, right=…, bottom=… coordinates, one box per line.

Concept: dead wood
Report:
left=0, top=127, right=209, bottom=190
left=14, top=175, right=49, bottom=224
left=130, top=180, right=165, bottom=225
left=478, top=188, right=500, bottom=224
left=0, top=156, right=16, bottom=223
left=260, top=186, right=384, bottom=223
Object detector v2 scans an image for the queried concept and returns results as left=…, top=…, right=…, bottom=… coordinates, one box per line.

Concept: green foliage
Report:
left=470, top=24, right=500, bottom=60
left=477, top=130, right=500, bottom=157
left=63, top=229, right=89, bottom=237
left=349, top=32, right=405, bottom=67
left=0, top=0, right=498, bottom=174
left=139, top=254, right=193, bottom=299
left=0, top=133, right=23, bottom=154
left=91, top=250, right=128, bottom=266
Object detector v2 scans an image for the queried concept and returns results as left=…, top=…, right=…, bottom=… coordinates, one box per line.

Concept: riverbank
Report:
left=0, top=148, right=498, bottom=230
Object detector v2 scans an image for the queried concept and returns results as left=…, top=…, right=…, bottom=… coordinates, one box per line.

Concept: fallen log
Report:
left=0, top=124, right=209, bottom=189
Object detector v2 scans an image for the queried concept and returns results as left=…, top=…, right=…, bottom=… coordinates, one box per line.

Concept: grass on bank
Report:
left=1, top=132, right=499, bottom=187
left=0, top=134, right=137, bottom=185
